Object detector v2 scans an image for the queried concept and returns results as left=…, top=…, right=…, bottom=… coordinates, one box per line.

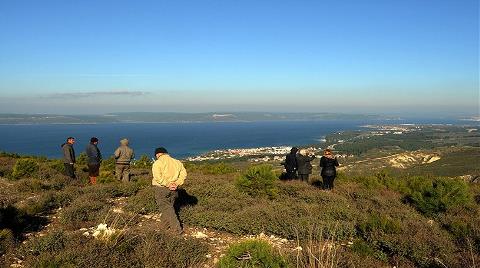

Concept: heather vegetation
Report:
left=0, top=140, right=479, bottom=267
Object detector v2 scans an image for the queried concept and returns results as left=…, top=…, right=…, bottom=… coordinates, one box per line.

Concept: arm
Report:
left=176, top=163, right=187, bottom=187
left=64, top=146, right=73, bottom=163
left=319, top=157, right=324, bottom=167
left=334, top=158, right=339, bottom=167
left=114, top=148, right=120, bottom=159
left=152, top=161, right=165, bottom=186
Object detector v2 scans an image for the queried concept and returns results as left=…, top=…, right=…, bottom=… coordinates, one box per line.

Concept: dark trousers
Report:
left=323, top=176, right=335, bottom=190
left=285, top=170, right=297, bottom=180
left=154, top=186, right=182, bottom=234
left=299, top=174, right=309, bottom=182
left=64, top=163, right=75, bottom=179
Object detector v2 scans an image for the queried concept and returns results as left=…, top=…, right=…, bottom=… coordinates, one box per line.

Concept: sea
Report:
left=0, top=118, right=469, bottom=159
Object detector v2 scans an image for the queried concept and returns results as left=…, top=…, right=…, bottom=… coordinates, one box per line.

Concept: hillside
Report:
left=0, top=142, right=479, bottom=267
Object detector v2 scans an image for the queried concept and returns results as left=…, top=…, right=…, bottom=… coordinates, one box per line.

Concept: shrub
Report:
left=0, top=228, right=14, bottom=255
left=186, top=162, right=236, bottom=175
left=60, top=194, right=108, bottom=228
left=403, top=177, right=472, bottom=217
left=133, top=154, right=153, bottom=169
left=125, top=187, right=158, bottom=214
left=235, top=165, right=279, bottom=198
left=11, top=159, right=39, bottom=180
left=219, top=239, right=287, bottom=268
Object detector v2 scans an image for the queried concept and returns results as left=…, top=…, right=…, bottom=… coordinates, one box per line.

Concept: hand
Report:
left=168, top=183, right=177, bottom=191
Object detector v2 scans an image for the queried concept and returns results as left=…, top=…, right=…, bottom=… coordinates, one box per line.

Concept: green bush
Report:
left=403, top=177, right=472, bottom=217
left=11, top=159, right=39, bottom=180
left=235, top=165, right=279, bottom=198
left=0, top=228, right=14, bottom=255
left=186, top=162, right=236, bottom=175
left=133, top=154, right=153, bottom=169
left=125, top=187, right=158, bottom=214
left=219, top=239, right=286, bottom=268
left=60, top=194, right=108, bottom=228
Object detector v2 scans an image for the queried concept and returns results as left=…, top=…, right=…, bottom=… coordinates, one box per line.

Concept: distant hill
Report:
left=0, top=112, right=391, bottom=124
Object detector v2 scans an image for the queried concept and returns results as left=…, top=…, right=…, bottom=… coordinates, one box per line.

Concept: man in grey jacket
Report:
left=114, top=138, right=134, bottom=182
left=61, top=137, right=76, bottom=179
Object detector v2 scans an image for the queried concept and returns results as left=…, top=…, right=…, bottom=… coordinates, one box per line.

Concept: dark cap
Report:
left=67, top=137, right=75, bottom=141
left=154, top=147, right=168, bottom=155
left=90, top=137, right=98, bottom=143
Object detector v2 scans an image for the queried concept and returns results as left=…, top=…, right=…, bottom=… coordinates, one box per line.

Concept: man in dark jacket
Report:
left=283, top=147, right=298, bottom=180
left=296, top=149, right=316, bottom=183
left=61, top=137, right=76, bottom=179
left=86, top=137, right=102, bottom=184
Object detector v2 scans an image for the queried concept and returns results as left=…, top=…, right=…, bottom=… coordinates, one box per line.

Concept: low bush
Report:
left=10, top=159, right=39, bottom=180
left=402, top=177, right=472, bottom=217
left=235, top=165, right=279, bottom=198
left=133, top=154, right=153, bottom=169
left=186, top=162, right=236, bottom=175
left=60, top=193, right=109, bottom=229
left=219, top=239, right=287, bottom=268
left=125, top=187, right=158, bottom=214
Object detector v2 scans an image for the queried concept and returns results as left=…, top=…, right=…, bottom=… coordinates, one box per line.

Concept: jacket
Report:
left=114, top=145, right=135, bottom=164
left=284, top=153, right=298, bottom=172
left=296, top=154, right=315, bottom=175
left=320, top=156, right=339, bottom=177
left=61, top=143, right=76, bottom=164
left=86, top=143, right=102, bottom=164
left=152, top=154, right=187, bottom=187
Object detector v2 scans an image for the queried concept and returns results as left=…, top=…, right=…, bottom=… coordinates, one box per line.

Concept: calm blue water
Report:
left=0, top=119, right=467, bottom=159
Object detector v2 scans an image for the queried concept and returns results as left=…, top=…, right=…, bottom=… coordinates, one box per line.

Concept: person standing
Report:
left=86, top=137, right=102, bottom=185
left=283, top=147, right=299, bottom=180
left=114, top=138, right=135, bottom=182
left=296, top=149, right=315, bottom=183
left=320, top=149, right=339, bottom=190
left=61, top=137, right=76, bottom=179
left=152, top=147, right=187, bottom=234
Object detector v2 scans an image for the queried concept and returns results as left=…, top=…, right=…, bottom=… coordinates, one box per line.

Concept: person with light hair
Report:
left=320, top=148, right=339, bottom=190
left=114, top=138, right=135, bottom=182
left=296, top=149, right=315, bottom=182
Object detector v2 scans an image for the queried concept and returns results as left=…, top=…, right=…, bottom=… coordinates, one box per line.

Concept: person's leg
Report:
left=330, top=176, right=335, bottom=190
left=64, top=163, right=75, bottom=179
left=115, top=164, right=123, bottom=181
left=154, top=187, right=182, bottom=234
left=322, top=176, right=328, bottom=190
left=122, top=165, right=130, bottom=182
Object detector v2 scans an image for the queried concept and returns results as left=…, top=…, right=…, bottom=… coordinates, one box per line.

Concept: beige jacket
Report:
left=152, top=154, right=187, bottom=187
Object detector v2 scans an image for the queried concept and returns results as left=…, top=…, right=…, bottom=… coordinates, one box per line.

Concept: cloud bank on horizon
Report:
left=0, top=0, right=478, bottom=116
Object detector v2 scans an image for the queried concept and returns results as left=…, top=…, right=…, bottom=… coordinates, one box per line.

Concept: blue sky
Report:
left=0, top=0, right=478, bottom=116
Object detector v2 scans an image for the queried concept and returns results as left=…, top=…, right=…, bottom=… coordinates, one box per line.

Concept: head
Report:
left=299, top=149, right=307, bottom=155
left=90, top=137, right=98, bottom=144
left=66, top=137, right=75, bottom=145
left=120, top=138, right=129, bottom=146
left=324, top=148, right=333, bottom=156
left=154, top=147, right=168, bottom=159
left=290, top=147, right=299, bottom=154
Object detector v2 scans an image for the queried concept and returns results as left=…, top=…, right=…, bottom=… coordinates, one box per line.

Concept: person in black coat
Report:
left=296, top=149, right=316, bottom=182
left=320, top=149, right=339, bottom=190
left=86, top=137, right=102, bottom=185
left=283, top=147, right=299, bottom=180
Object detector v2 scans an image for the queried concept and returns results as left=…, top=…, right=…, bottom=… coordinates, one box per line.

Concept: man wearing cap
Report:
left=152, top=147, right=187, bottom=234
left=114, top=138, right=135, bottom=182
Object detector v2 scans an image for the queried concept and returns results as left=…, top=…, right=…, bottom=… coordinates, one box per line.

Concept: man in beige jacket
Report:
left=152, top=147, right=187, bottom=234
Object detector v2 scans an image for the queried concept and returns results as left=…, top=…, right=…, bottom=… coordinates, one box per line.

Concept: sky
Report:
left=0, top=0, right=478, bottom=117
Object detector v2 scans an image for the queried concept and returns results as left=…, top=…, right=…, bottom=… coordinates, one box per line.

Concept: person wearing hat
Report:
left=86, top=137, right=102, bottom=185
left=152, top=147, right=187, bottom=234
left=114, top=138, right=135, bottom=182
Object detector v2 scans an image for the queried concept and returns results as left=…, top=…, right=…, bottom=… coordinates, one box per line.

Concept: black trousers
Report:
left=299, top=174, right=309, bottom=182
left=322, top=176, right=335, bottom=190
left=285, top=170, right=297, bottom=180
left=64, top=163, right=76, bottom=179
